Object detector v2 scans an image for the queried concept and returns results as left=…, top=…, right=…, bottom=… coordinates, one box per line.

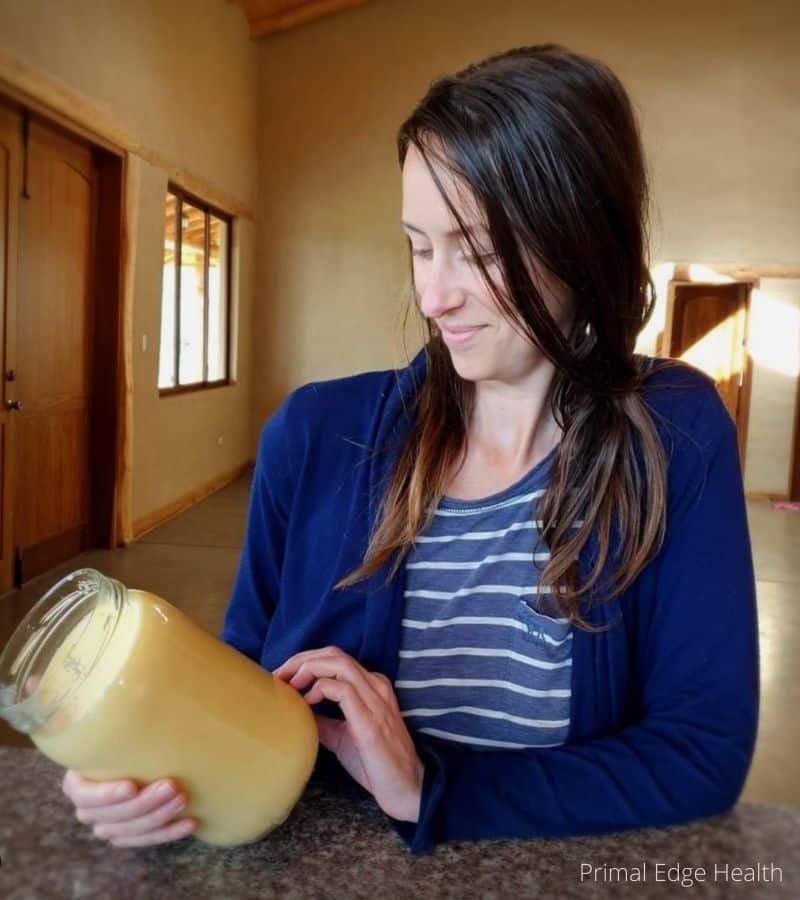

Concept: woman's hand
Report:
left=23, top=674, right=195, bottom=847
left=273, top=647, right=424, bottom=823
left=61, top=771, right=196, bottom=848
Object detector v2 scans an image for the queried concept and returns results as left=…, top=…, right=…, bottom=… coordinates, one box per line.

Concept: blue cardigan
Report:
left=220, top=347, right=760, bottom=855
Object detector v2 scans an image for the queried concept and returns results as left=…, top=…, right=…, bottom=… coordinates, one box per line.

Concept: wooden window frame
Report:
left=159, top=182, right=234, bottom=397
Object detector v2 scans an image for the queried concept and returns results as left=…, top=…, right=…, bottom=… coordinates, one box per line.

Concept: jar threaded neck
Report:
left=0, top=568, right=126, bottom=734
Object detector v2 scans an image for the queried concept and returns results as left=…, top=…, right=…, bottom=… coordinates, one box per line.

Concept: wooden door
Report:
left=669, top=281, right=751, bottom=466
left=0, top=104, right=22, bottom=591
left=14, top=115, right=99, bottom=584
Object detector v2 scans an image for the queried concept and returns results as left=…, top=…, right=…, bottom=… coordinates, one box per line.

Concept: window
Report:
left=159, top=185, right=233, bottom=393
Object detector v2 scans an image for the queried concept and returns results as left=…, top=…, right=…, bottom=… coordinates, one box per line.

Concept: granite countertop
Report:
left=0, top=747, right=797, bottom=899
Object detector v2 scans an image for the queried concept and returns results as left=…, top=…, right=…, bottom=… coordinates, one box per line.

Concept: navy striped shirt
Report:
left=394, top=444, right=575, bottom=750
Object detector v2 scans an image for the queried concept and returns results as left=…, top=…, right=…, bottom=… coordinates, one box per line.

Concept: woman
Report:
left=62, top=43, right=759, bottom=854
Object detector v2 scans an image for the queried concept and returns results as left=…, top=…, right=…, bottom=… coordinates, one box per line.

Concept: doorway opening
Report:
left=662, top=279, right=753, bottom=472
left=0, top=97, right=125, bottom=592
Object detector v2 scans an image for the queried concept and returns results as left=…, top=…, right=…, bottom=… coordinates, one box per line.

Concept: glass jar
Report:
left=0, top=568, right=319, bottom=847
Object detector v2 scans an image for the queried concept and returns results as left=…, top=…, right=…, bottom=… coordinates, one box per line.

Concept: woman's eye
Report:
left=411, top=249, right=498, bottom=264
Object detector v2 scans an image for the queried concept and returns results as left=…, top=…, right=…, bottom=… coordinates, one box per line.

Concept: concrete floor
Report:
left=0, top=470, right=797, bottom=808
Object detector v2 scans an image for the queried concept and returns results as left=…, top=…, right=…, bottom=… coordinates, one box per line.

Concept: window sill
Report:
left=158, top=380, right=234, bottom=397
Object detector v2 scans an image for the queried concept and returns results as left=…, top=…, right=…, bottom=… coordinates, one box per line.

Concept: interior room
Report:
left=0, top=0, right=797, bottom=894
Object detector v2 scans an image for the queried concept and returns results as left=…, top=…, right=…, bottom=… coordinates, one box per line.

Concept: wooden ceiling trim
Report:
left=232, top=0, right=371, bottom=39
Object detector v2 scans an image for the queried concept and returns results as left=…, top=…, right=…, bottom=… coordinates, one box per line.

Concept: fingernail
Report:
left=156, top=782, right=174, bottom=798
left=113, top=783, right=132, bottom=800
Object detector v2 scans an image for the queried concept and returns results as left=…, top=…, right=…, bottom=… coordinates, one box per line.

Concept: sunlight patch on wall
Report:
left=687, top=263, right=735, bottom=284
left=680, top=310, right=739, bottom=383
left=635, top=261, right=675, bottom=355
left=748, top=288, right=800, bottom=378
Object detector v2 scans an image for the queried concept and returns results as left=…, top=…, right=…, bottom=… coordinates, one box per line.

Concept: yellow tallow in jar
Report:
left=0, top=568, right=319, bottom=847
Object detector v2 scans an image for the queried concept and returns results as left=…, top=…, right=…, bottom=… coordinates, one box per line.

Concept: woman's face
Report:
left=401, top=143, right=575, bottom=385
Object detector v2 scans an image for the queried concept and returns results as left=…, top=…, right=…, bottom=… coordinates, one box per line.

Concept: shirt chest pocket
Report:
left=514, top=599, right=573, bottom=655
left=489, top=599, right=573, bottom=747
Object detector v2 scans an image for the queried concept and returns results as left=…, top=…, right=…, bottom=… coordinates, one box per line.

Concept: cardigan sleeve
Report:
left=219, top=389, right=303, bottom=662
left=387, top=386, right=760, bottom=854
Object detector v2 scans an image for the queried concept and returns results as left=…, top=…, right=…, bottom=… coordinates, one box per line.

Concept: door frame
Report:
left=790, top=372, right=800, bottom=501
left=0, top=91, right=127, bottom=592
left=0, top=101, right=21, bottom=593
left=663, top=277, right=754, bottom=473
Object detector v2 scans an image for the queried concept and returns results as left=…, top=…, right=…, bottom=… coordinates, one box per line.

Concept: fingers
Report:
left=303, top=676, right=382, bottom=741
left=76, top=779, right=181, bottom=827
left=86, top=785, right=192, bottom=843
left=101, top=816, right=197, bottom=848
left=63, top=770, right=197, bottom=847
left=369, top=671, right=400, bottom=709
left=63, top=769, right=138, bottom=809
left=274, top=648, right=386, bottom=717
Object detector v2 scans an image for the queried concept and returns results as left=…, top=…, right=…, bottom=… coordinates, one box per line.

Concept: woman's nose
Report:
left=418, top=261, right=466, bottom=320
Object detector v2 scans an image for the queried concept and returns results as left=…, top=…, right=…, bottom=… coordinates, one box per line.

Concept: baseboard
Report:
left=746, top=491, right=791, bottom=502
left=131, top=460, right=254, bottom=541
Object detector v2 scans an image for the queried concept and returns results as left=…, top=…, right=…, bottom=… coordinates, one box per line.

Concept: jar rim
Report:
left=0, top=568, right=125, bottom=733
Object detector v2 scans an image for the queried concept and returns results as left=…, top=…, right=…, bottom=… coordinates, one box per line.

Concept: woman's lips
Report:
left=440, top=324, right=486, bottom=346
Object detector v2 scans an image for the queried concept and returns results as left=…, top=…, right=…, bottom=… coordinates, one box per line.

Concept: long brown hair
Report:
left=335, top=44, right=695, bottom=632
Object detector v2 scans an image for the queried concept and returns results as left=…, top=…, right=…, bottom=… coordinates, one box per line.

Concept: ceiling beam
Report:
left=234, top=0, right=370, bottom=39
